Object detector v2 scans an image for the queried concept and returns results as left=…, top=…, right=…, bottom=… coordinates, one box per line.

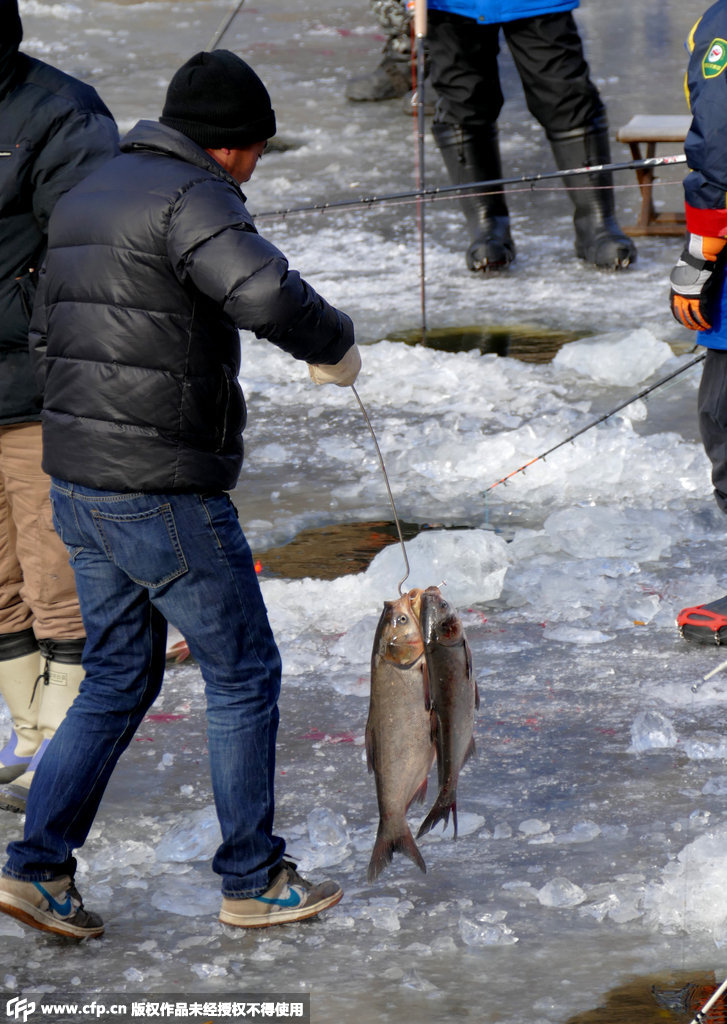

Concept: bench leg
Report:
left=631, top=141, right=657, bottom=232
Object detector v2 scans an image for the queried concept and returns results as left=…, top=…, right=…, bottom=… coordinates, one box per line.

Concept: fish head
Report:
left=373, top=592, right=424, bottom=667
left=420, top=586, right=464, bottom=647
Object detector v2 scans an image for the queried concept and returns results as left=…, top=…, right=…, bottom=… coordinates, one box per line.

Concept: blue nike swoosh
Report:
left=34, top=882, right=72, bottom=917
left=256, top=888, right=303, bottom=909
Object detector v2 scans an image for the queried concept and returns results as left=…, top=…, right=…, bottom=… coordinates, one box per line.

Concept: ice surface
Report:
left=155, top=807, right=222, bottom=863
left=643, top=825, right=727, bottom=937
left=537, top=878, right=587, bottom=908
left=629, top=711, right=678, bottom=752
left=458, top=911, right=519, bottom=947
left=4, top=4, right=725, bottom=1024
left=553, top=328, right=674, bottom=386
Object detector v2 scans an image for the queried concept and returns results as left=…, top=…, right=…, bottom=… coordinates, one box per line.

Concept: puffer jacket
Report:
left=30, top=120, right=355, bottom=495
left=0, top=2, right=118, bottom=425
left=427, top=0, right=578, bottom=24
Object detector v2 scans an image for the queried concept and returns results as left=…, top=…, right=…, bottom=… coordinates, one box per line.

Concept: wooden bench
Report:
left=616, top=114, right=691, bottom=236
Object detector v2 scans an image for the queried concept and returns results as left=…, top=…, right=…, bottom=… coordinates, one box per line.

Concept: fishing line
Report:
left=350, top=383, right=411, bottom=595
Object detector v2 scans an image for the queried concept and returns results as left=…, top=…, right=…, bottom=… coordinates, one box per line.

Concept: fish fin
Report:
left=463, top=734, right=476, bottom=765
left=429, top=707, right=438, bottom=744
left=429, top=709, right=446, bottom=788
left=416, top=790, right=455, bottom=839
left=407, top=774, right=429, bottom=808
left=466, top=641, right=480, bottom=711
left=365, top=726, right=376, bottom=774
left=367, top=821, right=426, bottom=883
left=422, top=661, right=431, bottom=711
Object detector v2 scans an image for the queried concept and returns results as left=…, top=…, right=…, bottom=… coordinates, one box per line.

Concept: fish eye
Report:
left=397, top=614, right=408, bottom=624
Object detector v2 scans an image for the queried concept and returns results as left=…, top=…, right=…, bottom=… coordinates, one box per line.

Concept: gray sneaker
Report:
left=0, top=874, right=104, bottom=939
left=219, top=860, right=342, bottom=928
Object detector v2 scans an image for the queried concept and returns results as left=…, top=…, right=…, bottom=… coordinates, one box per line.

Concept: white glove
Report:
left=308, top=344, right=361, bottom=387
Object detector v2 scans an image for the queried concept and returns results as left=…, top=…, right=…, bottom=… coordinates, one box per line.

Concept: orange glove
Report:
left=670, top=233, right=727, bottom=330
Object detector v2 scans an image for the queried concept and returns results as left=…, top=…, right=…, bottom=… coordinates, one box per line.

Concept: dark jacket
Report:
left=31, top=120, right=355, bottom=494
left=0, top=4, right=118, bottom=425
left=683, top=1, right=727, bottom=236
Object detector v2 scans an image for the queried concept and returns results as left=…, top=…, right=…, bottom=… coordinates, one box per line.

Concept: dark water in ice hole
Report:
left=253, top=323, right=578, bottom=579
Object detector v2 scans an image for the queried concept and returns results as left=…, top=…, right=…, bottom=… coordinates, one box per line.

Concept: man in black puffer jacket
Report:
left=0, top=0, right=118, bottom=810
left=0, top=49, right=358, bottom=939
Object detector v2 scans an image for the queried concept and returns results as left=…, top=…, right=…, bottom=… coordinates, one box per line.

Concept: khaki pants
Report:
left=0, top=422, right=83, bottom=640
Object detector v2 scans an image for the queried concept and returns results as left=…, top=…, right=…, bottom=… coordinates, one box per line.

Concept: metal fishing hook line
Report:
left=350, top=383, right=411, bottom=595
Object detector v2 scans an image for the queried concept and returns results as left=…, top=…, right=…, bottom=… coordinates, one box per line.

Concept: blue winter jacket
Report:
left=679, top=1, right=727, bottom=350
left=682, top=1, right=727, bottom=237
left=427, top=0, right=578, bottom=23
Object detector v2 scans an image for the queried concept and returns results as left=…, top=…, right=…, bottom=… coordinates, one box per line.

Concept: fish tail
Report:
left=417, top=790, right=457, bottom=839
left=367, top=820, right=427, bottom=883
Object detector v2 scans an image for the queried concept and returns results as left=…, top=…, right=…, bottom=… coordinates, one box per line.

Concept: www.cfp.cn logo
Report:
left=6, top=998, right=36, bottom=1023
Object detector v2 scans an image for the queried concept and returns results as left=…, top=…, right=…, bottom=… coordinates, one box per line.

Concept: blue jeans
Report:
left=4, top=481, right=285, bottom=897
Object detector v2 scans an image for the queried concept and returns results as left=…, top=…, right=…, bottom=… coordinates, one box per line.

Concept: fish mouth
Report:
left=407, top=588, right=424, bottom=621
left=419, top=589, right=462, bottom=645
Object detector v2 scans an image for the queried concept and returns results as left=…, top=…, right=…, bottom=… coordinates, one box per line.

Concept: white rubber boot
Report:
left=0, top=639, right=84, bottom=811
left=0, top=629, right=42, bottom=784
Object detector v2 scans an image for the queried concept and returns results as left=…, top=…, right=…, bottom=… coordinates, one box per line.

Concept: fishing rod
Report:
left=688, top=976, right=727, bottom=1024
left=254, top=153, right=687, bottom=221
left=412, top=0, right=428, bottom=342
left=691, top=657, right=727, bottom=694
left=206, top=0, right=246, bottom=51
left=350, top=383, right=411, bottom=595
left=485, top=350, right=706, bottom=494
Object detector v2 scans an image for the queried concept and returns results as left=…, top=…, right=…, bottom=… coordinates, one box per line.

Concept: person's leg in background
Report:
left=346, top=0, right=413, bottom=102
left=0, top=424, right=85, bottom=809
left=504, top=12, right=636, bottom=269
left=427, top=11, right=515, bottom=272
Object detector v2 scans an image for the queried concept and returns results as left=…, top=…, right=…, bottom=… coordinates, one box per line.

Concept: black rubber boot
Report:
left=346, top=54, right=411, bottom=102
left=677, top=595, right=727, bottom=645
left=432, top=122, right=515, bottom=272
left=548, top=115, right=636, bottom=270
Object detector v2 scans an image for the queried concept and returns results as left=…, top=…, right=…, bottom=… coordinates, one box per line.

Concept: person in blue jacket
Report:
left=669, top=1, right=727, bottom=643
left=426, top=0, right=636, bottom=271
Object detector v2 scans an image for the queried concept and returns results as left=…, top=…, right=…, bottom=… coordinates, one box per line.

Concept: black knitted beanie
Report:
left=160, top=50, right=276, bottom=148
